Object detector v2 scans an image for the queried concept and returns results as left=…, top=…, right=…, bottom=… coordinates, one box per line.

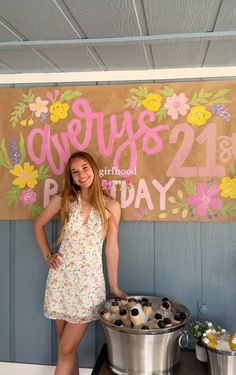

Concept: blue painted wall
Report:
left=0, top=220, right=235, bottom=367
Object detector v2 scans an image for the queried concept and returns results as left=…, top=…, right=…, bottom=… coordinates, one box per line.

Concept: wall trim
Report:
left=0, top=66, right=236, bottom=84
left=0, top=362, right=92, bottom=375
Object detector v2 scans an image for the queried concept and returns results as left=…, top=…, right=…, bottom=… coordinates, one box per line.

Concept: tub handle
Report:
left=178, top=331, right=189, bottom=349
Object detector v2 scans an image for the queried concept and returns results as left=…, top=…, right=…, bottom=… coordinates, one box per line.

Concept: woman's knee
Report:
left=58, top=342, right=77, bottom=359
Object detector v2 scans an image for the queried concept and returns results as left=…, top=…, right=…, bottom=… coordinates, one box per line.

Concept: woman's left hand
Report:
left=112, top=288, right=128, bottom=300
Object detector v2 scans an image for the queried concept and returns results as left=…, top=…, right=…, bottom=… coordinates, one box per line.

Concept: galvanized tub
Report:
left=96, top=296, right=191, bottom=375
left=205, top=346, right=236, bottom=375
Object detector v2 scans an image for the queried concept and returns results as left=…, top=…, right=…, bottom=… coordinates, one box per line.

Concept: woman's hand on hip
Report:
left=47, top=252, right=63, bottom=270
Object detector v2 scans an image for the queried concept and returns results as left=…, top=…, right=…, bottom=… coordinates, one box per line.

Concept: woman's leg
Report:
left=54, top=321, right=89, bottom=375
left=55, top=320, right=79, bottom=375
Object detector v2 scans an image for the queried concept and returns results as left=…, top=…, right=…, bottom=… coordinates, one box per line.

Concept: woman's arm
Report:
left=105, top=199, right=127, bottom=299
left=34, top=194, right=62, bottom=270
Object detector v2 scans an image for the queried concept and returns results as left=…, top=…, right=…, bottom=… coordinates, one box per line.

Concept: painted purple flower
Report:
left=19, top=188, right=37, bottom=205
left=210, top=104, right=230, bottom=121
left=9, top=138, right=20, bottom=165
left=188, top=183, right=222, bottom=216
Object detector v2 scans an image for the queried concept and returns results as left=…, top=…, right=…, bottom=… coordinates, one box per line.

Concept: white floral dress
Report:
left=44, top=196, right=106, bottom=323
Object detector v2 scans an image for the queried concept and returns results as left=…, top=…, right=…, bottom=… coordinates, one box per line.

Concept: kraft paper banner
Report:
left=0, top=81, right=236, bottom=221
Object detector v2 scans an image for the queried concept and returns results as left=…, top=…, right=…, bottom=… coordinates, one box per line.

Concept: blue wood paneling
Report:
left=154, top=222, right=202, bottom=318
left=118, top=221, right=155, bottom=295
left=201, top=223, right=236, bottom=331
left=14, top=221, right=53, bottom=364
left=0, top=219, right=236, bottom=367
left=0, top=221, right=10, bottom=360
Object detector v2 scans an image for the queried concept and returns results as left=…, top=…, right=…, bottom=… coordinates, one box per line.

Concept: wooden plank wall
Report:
left=0, top=220, right=235, bottom=367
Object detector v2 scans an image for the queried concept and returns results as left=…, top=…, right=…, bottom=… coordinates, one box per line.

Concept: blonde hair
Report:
left=58, top=151, right=109, bottom=243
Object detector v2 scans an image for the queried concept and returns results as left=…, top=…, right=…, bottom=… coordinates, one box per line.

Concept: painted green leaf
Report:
left=229, top=165, right=236, bottom=176
left=139, top=86, right=148, bottom=97
left=142, top=87, right=148, bottom=96
left=38, top=165, right=50, bottom=180
left=198, top=99, right=209, bottom=104
left=10, top=102, right=27, bottom=127
left=220, top=202, right=236, bottom=217
left=131, top=95, right=141, bottom=101
left=198, top=88, right=205, bottom=97
left=22, top=89, right=35, bottom=103
left=156, top=107, right=167, bottom=122
left=1, top=139, right=12, bottom=168
left=19, top=133, right=26, bottom=164
left=211, top=89, right=231, bottom=99
left=0, top=149, right=10, bottom=168
left=182, top=179, right=196, bottom=194
left=130, top=87, right=147, bottom=98
left=60, top=90, right=82, bottom=102
left=190, top=91, right=198, bottom=105
left=190, top=90, right=212, bottom=105
left=129, top=88, right=140, bottom=94
left=201, top=92, right=213, bottom=98
left=124, top=100, right=131, bottom=108
left=209, top=98, right=231, bottom=104
left=158, top=86, right=174, bottom=97
left=28, top=204, right=42, bottom=216
left=7, top=186, right=21, bottom=206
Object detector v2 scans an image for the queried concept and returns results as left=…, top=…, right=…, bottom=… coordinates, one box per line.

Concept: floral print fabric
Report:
left=44, top=196, right=106, bottom=323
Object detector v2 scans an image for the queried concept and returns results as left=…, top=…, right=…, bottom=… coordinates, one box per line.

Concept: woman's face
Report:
left=70, top=158, right=94, bottom=189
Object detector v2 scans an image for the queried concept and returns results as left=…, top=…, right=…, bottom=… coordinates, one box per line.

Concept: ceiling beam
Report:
left=1, top=31, right=236, bottom=49
left=1, top=67, right=236, bottom=84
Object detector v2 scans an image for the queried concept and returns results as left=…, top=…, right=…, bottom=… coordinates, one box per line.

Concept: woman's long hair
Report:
left=58, top=151, right=109, bottom=243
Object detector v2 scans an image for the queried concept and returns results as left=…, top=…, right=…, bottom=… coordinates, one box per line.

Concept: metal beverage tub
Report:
left=96, top=295, right=191, bottom=375
left=205, top=346, right=236, bottom=375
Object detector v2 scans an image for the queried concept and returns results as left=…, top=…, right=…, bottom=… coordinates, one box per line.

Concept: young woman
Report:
left=34, top=151, right=127, bottom=375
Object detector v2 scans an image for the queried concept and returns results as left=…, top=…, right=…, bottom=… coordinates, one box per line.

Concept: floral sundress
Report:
left=44, top=196, right=106, bottom=323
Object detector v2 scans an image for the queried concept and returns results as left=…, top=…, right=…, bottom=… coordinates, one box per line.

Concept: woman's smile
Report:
left=70, top=158, right=94, bottom=189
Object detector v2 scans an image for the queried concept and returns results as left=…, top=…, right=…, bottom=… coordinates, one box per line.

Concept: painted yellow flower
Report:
left=178, top=190, right=184, bottom=199
left=10, top=162, right=39, bottom=189
left=182, top=208, right=188, bottom=218
left=28, top=118, right=34, bottom=126
left=20, top=120, right=27, bottom=126
left=143, top=93, right=162, bottom=111
left=159, top=213, right=167, bottom=219
left=187, top=106, right=212, bottom=126
left=219, top=176, right=236, bottom=198
left=168, top=196, right=176, bottom=203
left=49, top=101, right=69, bottom=123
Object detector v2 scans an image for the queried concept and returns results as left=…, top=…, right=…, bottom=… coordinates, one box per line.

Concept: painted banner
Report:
left=0, top=81, right=236, bottom=221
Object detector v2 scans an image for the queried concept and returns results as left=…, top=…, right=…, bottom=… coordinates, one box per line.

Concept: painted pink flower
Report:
left=130, top=100, right=136, bottom=109
left=102, top=180, right=113, bottom=190
left=188, top=183, right=222, bottom=216
left=19, top=188, right=37, bottom=205
left=29, top=96, right=49, bottom=117
left=164, top=93, right=189, bottom=120
left=46, top=90, right=59, bottom=101
left=125, top=179, right=132, bottom=185
left=46, top=91, right=54, bottom=100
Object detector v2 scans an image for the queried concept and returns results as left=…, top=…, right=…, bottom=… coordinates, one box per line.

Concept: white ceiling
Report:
left=0, top=0, right=236, bottom=75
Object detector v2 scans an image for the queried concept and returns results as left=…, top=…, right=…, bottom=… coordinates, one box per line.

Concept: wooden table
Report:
left=91, top=344, right=208, bottom=374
